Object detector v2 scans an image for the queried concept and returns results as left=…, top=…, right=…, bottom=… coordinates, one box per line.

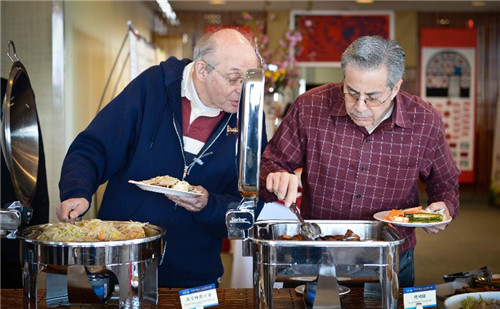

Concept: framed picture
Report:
left=291, top=11, right=394, bottom=67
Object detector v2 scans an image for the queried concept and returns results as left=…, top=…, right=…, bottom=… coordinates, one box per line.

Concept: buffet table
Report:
left=0, top=287, right=405, bottom=308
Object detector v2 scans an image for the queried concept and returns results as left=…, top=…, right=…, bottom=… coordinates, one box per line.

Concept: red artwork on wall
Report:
left=293, top=13, right=392, bottom=63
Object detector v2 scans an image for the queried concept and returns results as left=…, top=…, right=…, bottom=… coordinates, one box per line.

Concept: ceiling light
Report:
left=356, top=0, right=374, bottom=3
left=210, top=0, right=226, bottom=4
left=471, top=1, right=485, bottom=6
left=156, top=0, right=179, bottom=25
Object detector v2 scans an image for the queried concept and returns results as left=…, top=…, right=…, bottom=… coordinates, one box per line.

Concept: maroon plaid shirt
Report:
left=260, top=83, right=460, bottom=253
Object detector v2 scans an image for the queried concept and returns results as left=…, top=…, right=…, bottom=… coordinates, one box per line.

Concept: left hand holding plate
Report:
left=423, top=201, right=450, bottom=233
left=165, top=185, right=208, bottom=212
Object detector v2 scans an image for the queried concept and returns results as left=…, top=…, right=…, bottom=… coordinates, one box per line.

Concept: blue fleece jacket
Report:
left=59, top=57, right=266, bottom=287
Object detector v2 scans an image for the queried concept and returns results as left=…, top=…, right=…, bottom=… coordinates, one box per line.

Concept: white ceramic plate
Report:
left=295, top=284, right=350, bottom=296
left=444, top=291, right=500, bottom=309
left=128, top=180, right=202, bottom=198
left=436, top=281, right=469, bottom=299
left=373, top=210, right=452, bottom=227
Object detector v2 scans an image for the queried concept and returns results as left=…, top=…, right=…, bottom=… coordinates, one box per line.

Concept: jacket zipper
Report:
left=173, top=114, right=233, bottom=179
left=172, top=117, right=188, bottom=180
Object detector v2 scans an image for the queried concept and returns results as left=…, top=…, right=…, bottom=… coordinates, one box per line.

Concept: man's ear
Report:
left=392, top=79, right=403, bottom=98
left=194, top=60, right=208, bottom=81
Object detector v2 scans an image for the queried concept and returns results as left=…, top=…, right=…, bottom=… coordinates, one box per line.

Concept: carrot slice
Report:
left=385, top=209, right=405, bottom=221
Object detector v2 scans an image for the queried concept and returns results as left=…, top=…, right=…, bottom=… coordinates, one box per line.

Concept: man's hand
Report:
left=56, top=197, right=89, bottom=222
left=423, top=201, right=451, bottom=233
left=165, top=185, right=209, bottom=212
left=266, top=172, right=299, bottom=207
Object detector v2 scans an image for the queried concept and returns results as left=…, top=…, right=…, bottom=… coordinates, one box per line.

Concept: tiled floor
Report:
left=220, top=192, right=500, bottom=288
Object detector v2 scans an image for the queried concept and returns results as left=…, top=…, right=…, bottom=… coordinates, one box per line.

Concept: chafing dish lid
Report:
left=1, top=40, right=40, bottom=207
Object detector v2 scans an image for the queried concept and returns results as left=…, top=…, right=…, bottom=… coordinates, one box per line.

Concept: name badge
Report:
left=179, top=284, right=219, bottom=309
left=403, top=284, right=437, bottom=309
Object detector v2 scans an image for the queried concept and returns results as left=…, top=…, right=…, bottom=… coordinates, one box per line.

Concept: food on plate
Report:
left=456, top=286, right=500, bottom=294
left=36, top=219, right=148, bottom=242
left=384, top=206, right=443, bottom=223
left=460, top=295, right=500, bottom=309
left=142, top=175, right=200, bottom=193
left=455, top=280, right=500, bottom=294
left=278, top=229, right=361, bottom=241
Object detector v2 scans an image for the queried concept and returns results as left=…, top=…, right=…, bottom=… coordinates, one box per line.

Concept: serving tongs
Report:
left=289, top=203, right=322, bottom=240
left=443, top=266, right=492, bottom=285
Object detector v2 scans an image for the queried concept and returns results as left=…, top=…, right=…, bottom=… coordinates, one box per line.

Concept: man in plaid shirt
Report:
left=259, top=35, right=460, bottom=292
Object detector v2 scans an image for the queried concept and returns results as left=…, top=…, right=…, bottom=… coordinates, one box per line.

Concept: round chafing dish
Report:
left=17, top=221, right=166, bottom=308
left=1, top=40, right=167, bottom=308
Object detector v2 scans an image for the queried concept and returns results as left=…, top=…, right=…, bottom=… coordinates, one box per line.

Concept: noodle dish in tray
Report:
left=35, top=219, right=147, bottom=242
left=16, top=219, right=165, bottom=245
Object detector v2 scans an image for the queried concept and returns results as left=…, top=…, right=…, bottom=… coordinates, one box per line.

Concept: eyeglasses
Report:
left=202, top=60, right=243, bottom=86
left=343, top=89, right=393, bottom=107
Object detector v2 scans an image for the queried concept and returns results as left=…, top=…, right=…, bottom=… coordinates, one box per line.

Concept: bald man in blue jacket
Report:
left=57, top=29, right=266, bottom=287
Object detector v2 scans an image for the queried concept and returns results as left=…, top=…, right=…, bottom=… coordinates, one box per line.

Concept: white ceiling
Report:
left=168, top=0, right=500, bottom=12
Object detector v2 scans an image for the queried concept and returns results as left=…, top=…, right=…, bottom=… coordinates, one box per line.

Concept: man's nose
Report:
left=354, top=97, right=368, bottom=110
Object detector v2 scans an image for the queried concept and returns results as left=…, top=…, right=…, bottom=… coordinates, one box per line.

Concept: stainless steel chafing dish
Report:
left=1, top=41, right=166, bottom=308
left=249, top=219, right=404, bottom=309
left=17, top=222, right=166, bottom=308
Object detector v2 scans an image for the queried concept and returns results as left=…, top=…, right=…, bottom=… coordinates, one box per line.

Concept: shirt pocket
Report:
left=377, top=155, right=420, bottom=188
left=384, top=155, right=419, bottom=169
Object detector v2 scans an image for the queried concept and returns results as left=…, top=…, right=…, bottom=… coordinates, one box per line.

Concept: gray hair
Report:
left=340, top=35, right=405, bottom=90
left=193, top=32, right=217, bottom=62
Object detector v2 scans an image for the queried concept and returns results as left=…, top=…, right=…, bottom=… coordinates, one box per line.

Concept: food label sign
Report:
left=403, top=284, right=436, bottom=309
left=179, top=284, right=218, bottom=309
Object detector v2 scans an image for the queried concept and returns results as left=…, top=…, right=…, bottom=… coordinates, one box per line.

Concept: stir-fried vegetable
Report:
left=36, top=219, right=147, bottom=242
left=460, top=296, right=500, bottom=309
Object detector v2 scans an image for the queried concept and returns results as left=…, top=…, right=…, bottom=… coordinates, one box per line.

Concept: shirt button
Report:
left=366, top=138, right=371, bottom=143
left=356, top=194, right=362, bottom=198
left=361, top=167, right=367, bottom=171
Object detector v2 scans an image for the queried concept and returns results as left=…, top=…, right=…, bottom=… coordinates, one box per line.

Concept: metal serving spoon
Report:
left=288, top=203, right=322, bottom=240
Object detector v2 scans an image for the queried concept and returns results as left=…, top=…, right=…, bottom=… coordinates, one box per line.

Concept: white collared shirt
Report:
left=367, top=103, right=394, bottom=134
left=181, top=62, right=222, bottom=124
left=181, top=62, right=223, bottom=154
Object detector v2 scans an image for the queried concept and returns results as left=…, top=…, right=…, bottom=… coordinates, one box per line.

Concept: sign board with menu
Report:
left=420, top=28, right=477, bottom=183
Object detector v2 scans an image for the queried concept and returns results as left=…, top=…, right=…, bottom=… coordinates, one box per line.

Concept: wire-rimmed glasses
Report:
left=343, top=90, right=393, bottom=107
left=202, top=60, right=243, bottom=86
